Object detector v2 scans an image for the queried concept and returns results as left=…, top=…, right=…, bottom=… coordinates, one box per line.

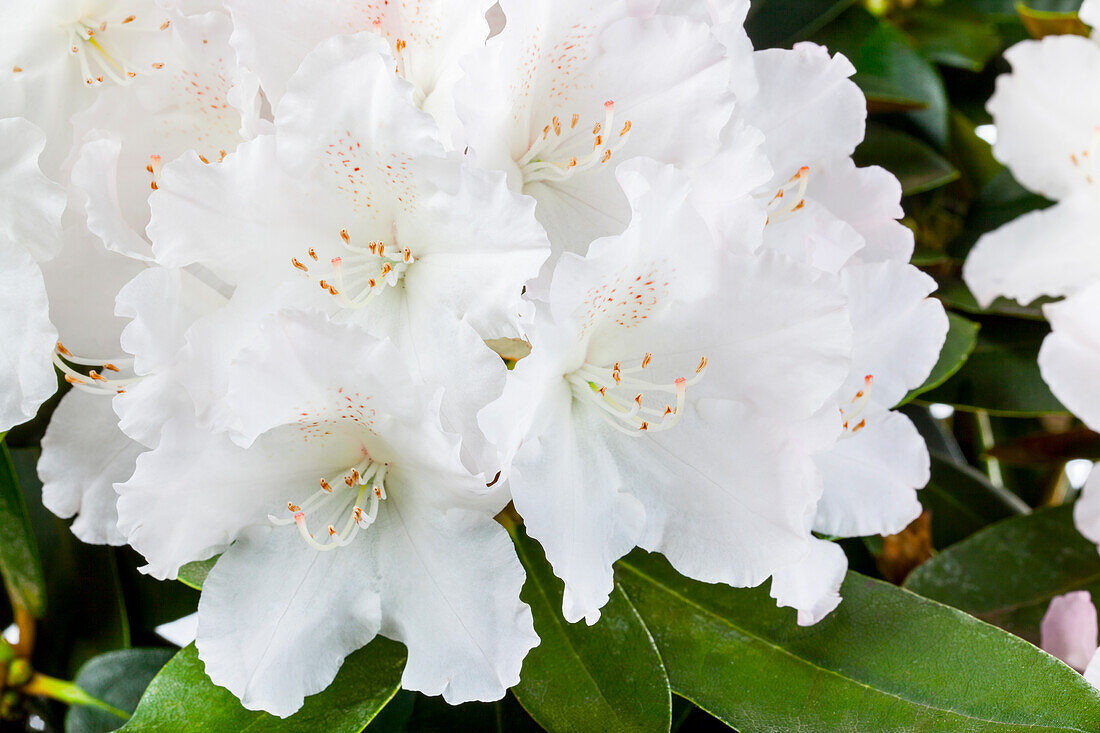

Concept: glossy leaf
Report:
left=617, top=552, right=1100, bottom=732
left=744, top=0, right=857, bottom=48
left=122, top=638, right=406, bottom=732
left=0, top=439, right=46, bottom=616
left=66, top=648, right=175, bottom=733
left=905, top=505, right=1100, bottom=646
left=900, top=6, right=1003, bottom=71
left=814, top=7, right=950, bottom=145
left=901, top=313, right=980, bottom=404
left=920, top=317, right=1068, bottom=416
left=509, top=524, right=671, bottom=733
left=855, top=124, right=959, bottom=195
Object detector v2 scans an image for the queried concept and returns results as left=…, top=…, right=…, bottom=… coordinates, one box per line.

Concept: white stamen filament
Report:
left=269, top=458, right=389, bottom=551
left=567, top=354, right=708, bottom=436
left=64, top=14, right=168, bottom=88
left=519, top=100, right=632, bottom=184
left=292, top=229, right=414, bottom=309
left=53, top=342, right=139, bottom=395
left=764, top=166, right=810, bottom=226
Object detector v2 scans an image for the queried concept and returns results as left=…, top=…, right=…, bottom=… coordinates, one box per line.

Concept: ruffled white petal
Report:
left=809, top=158, right=913, bottom=264
left=989, top=36, right=1100, bottom=200
left=40, top=224, right=145, bottom=358
left=39, top=390, right=141, bottom=545
left=0, top=241, right=57, bottom=431
left=196, top=525, right=383, bottom=717
left=1083, top=0, right=1100, bottom=28
left=964, top=193, right=1100, bottom=307
left=116, top=414, right=365, bottom=579
left=368, top=491, right=537, bottom=703
left=770, top=537, right=848, bottom=626
left=503, top=382, right=647, bottom=623
left=741, top=44, right=865, bottom=186
left=1076, top=466, right=1100, bottom=553
left=148, top=136, right=333, bottom=287
left=0, top=118, right=65, bottom=261
left=632, top=400, right=832, bottom=597
left=813, top=408, right=927, bottom=538
left=841, top=261, right=948, bottom=408
left=1040, top=285, right=1100, bottom=430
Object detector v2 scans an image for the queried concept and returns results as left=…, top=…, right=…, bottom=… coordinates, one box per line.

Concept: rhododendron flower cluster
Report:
left=1, top=0, right=947, bottom=717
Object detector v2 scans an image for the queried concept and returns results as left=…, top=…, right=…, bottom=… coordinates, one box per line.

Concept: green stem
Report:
left=975, top=410, right=1005, bottom=490
left=21, top=673, right=128, bottom=720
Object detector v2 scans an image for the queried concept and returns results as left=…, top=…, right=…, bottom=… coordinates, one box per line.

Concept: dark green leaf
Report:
left=920, top=317, right=1068, bottom=416
left=855, top=124, right=959, bottom=195
left=952, top=168, right=1054, bottom=260
left=11, top=447, right=129, bottom=676
left=948, top=110, right=1002, bottom=190
left=0, top=440, right=46, bottom=616
left=121, top=639, right=406, bottom=732
left=921, top=454, right=1030, bottom=549
left=618, top=552, right=1100, bottom=732
left=509, top=524, right=670, bottom=733
left=901, top=313, right=980, bottom=404
left=744, top=0, right=857, bottom=48
left=813, top=8, right=950, bottom=145
left=66, top=648, right=175, bottom=733
left=899, top=5, right=1003, bottom=71
left=906, top=504, right=1098, bottom=645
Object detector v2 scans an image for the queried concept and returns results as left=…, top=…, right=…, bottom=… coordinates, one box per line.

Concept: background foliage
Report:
left=3, top=1, right=1099, bottom=730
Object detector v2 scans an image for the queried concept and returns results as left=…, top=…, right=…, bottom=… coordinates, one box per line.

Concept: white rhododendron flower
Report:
left=0, top=118, right=66, bottom=432
left=144, top=33, right=548, bottom=463
left=69, top=9, right=261, bottom=260
left=117, top=310, right=537, bottom=716
left=0, top=0, right=175, bottom=175
left=481, top=159, right=852, bottom=623
left=226, top=0, right=495, bottom=134
left=456, top=0, right=737, bottom=262
left=960, top=9, right=1100, bottom=557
